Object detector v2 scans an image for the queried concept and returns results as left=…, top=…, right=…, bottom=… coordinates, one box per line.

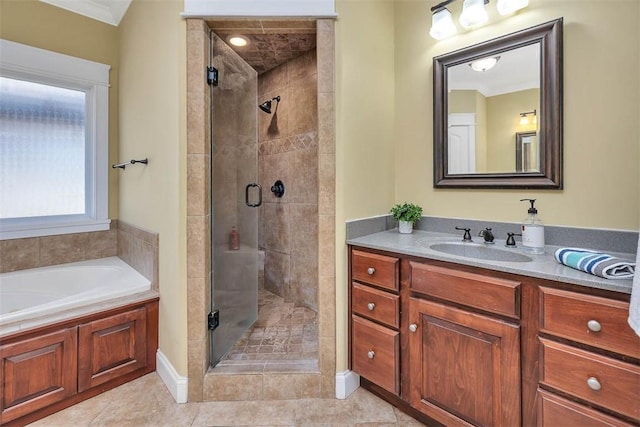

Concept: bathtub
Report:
left=0, top=257, right=151, bottom=327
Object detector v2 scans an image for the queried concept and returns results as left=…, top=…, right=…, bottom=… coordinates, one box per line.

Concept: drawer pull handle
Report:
left=587, top=320, right=602, bottom=332
left=367, top=302, right=376, bottom=311
left=409, top=324, right=418, bottom=332
left=367, top=267, right=375, bottom=275
left=587, top=377, right=601, bottom=391
left=367, top=350, right=375, bottom=359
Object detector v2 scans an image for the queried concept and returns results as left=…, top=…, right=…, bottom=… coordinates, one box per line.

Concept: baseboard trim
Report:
left=156, top=350, right=188, bottom=403
left=335, top=370, right=360, bottom=399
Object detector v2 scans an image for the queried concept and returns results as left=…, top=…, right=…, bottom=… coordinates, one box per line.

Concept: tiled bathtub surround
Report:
left=347, top=215, right=639, bottom=255
left=0, top=221, right=158, bottom=291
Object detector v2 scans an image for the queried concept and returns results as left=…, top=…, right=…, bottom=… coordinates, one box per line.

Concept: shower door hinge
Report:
left=208, top=310, right=220, bottom=331
left=207, top=66, right=218, bottom=86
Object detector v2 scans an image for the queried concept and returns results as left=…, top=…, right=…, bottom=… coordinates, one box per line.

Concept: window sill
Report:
left=0, top=219, right=111, bottom=240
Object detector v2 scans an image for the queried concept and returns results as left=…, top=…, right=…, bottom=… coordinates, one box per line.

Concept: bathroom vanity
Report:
left=348, top=230, right=638, bottom=426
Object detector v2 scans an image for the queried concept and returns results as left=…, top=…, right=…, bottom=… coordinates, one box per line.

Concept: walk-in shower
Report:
left=208, top=22, right=319, bottom=372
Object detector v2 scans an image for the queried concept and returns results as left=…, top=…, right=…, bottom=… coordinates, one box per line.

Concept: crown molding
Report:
left=39, top=0, right=131, bottom=26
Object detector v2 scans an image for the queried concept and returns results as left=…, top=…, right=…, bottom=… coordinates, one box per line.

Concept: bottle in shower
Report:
left=229, top=226, right=240, bottom=251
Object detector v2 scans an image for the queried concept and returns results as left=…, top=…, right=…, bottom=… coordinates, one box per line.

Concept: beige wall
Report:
left=486, top=89, right=539, bottom=172
left=0, top=0, right=120, bottom=219
left=118, top=0, right=188, bottom=375
left=395, top=0, right=639, bottom=229
left=334, top=0, right=396, bottom=371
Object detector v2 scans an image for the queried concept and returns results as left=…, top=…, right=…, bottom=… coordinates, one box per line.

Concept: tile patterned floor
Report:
left=220, top=288, right=318, bottom=363
left=30, top=372, right=428, bottom=426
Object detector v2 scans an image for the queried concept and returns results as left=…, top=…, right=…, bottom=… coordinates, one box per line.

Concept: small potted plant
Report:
left=390, top=202, right=423, bottom=234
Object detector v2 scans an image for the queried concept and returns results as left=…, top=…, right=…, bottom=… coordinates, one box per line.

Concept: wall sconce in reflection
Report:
left=429, top=0, right=529, bottom=40
left=519, top=109, right=537, bottom=126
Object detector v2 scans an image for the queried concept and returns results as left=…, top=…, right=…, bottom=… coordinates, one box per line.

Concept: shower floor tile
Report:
left=218, top=288, right=318, bottom=366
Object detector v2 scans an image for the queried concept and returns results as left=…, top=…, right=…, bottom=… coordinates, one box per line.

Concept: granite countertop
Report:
left=348, top=230, right=635, bottom=294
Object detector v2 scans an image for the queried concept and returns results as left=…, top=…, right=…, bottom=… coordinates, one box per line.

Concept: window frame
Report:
left=0, top=39, right=111, bottom=240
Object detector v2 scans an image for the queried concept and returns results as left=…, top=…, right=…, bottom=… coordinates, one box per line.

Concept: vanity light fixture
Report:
left=227, top=35, right=249, bottom=47
left=469, top=55, right=500, bottom=72
left=430, top=7, right=458, bottom=40
left=459, top=0, right=489, bottom=28
left=429, top=0, right=529, bottom=40
left=519, top=109, right=537, bottom=126
left=497, top=0, right=529, bottom=15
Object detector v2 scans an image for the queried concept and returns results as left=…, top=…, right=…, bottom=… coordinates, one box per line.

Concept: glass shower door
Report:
left=210, top=32, right=259, bottom=367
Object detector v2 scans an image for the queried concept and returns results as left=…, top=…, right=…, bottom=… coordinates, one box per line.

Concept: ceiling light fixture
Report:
left=469, top=55, right=500, bottom=72
left=429, top=0, right=529, bottom=40
left=227, top=35, right=249, bottom=47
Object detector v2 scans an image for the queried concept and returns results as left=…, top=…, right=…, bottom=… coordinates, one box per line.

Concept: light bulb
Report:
left=228, top=35, right=249, bottom=47
left=519, top=115, right=529, bottom=126
left=459, top=0, right=489, bottom=29
left=430, top=8, right=457, bottom=40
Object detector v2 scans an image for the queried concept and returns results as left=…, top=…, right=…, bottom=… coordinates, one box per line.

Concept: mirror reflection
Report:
left=433, top=18, right=563, bottom=189
left=447, top=43, right=540, bottom=175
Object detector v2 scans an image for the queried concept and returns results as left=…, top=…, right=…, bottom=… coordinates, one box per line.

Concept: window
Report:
left=0, top=39, right=110, bottom=239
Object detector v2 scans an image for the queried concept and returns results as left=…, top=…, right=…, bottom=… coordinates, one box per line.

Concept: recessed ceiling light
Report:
left=228, top=35, right=249, bottom=47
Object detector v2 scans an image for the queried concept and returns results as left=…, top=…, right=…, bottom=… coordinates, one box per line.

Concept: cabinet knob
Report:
left=587, top=320, right=602, bottom=332
left=367, top=267, right=375, bottom=275
left=367, top=302, right=376, bottom=311
left=409, top=324, right=418, bottom=332
left=367, top=350, right=375, bottom=359
left=587, top=377, right=601, bottom=391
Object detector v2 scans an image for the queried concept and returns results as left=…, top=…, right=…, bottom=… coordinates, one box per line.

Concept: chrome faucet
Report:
left=455, top=226, right=473, bottom=242
left=478, top=228, right=495, bottom=244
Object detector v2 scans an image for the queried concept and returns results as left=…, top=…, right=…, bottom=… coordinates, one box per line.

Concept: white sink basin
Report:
left=428, top=242, right=533, bottom=263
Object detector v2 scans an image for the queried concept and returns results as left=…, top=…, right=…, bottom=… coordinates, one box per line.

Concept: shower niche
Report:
left=208, top=22, right=320, bottom=370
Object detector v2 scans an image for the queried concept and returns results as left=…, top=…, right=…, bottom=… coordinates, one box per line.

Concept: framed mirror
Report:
left=433, top=18, right=563, bottom=188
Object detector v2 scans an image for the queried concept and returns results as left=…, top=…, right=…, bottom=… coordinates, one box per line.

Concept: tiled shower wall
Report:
left=258, top=50, right=319, bottom=311
left=0, top=220, right=159, bottom=291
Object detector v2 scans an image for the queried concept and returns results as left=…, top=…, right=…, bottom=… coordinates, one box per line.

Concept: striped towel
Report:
left=554, top=248, right=635, bottom=279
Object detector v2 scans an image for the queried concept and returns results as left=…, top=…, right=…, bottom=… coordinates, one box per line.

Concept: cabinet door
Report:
left=408, top=298, right=521, bottom=427
left=0, top=327, right=77, bottom=424
left=78, top=307, right=147, bottom=392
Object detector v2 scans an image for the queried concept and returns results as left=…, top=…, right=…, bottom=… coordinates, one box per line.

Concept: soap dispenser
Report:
left=520, top=198, right=545, bottom=254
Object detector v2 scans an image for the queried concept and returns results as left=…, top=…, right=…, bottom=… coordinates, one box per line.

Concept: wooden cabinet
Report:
left=0, top=299, right=158, bottom=426
left=78, top=307, right=148, bottom=392
left=349, top=249, right=400, bottom=396
left=0, top=328, right=77, bottom=424
left=349, top=245, right=639, bottom=427
left=408, top=264, right=521, bottom=427
left=538, top=287, right=640, bottom=425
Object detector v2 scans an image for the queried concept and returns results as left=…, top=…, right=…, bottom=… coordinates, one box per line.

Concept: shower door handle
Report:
left=245, top=183, right=262, bottom=207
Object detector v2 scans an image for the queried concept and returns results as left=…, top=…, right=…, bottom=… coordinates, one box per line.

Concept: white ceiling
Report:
left=448, top=43, right=540, bottom=97
left=39, top=0, right=132, bottom=26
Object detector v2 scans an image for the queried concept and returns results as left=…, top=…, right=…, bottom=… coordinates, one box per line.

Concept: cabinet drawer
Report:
left=540, top=287, right=638, bottom=358
left=538, top=389, right=635, bottom=427
left=352, top=282, right=399, bottom=328
left=352, top=249, right=399, bottom=291
left=410, top=261, right=521, bottom=318
left=540, top=338, right=640, bottom=421
left=352, top=315, right=399, bottom=396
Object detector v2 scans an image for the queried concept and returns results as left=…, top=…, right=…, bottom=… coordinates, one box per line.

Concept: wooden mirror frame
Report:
left=433, top=18, right=563, bottom=189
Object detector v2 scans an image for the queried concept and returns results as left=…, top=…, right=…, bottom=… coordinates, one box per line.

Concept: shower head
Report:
left=258, top=96, right=281, bottom=114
